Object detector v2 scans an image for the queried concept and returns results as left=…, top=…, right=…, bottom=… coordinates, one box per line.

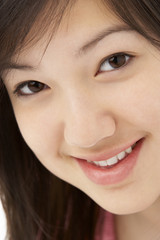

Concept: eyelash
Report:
left=13, top=52, right=134, bottom=97
left=97, top=52, right=134, bottom=75
left=13, top=81, right=48, bottom=97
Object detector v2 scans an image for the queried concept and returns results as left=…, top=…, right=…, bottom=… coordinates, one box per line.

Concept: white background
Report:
left=0, top=200, right=7, bottom=240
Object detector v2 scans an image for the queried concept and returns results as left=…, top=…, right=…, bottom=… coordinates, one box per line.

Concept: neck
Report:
left=115, top=197, right=160, bottom=240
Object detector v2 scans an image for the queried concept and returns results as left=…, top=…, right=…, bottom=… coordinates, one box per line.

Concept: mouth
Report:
left=86, top=141, right=137, bottom=169
left=74, top=138, right=144, bottom=185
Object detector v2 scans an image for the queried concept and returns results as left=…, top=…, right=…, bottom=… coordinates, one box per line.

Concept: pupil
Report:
left=109, top=55, right=126, bottom=68
left=28, top=82, right=44, bottom=92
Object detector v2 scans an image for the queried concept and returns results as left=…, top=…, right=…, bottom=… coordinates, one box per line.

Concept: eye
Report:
left=13, top=80, right=48, bottom=96
left=98, top=53, right=133, bottom=73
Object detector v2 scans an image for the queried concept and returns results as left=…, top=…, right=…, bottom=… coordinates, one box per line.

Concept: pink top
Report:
left=95, top=209, right=116, bottom=240
left=36, top=209, right=116, bottom=240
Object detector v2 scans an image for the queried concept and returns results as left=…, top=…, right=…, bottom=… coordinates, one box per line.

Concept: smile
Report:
left=75, top=138, right=144, bottom=185
left=87, top=142, right=137, bottom=168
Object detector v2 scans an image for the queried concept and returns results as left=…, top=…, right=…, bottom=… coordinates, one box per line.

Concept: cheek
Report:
left=14, top=108, right=81, bottom=185
left=14, top=107, right=63, bottom=159
left=115, top=72, right=160, bottom=133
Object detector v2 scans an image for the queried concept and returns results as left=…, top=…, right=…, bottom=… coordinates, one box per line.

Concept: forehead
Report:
left=13, top=0, right=121, bottom=63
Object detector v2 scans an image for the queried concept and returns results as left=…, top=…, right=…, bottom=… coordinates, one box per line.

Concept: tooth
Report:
left=117, top=151, right=126, bottom=160
left=107, top=156, right=118, bottom=166
left=93, top=161, right=100, bottom=166
left=125, top=147, right=132, bottom=154
left=98, top=160, right=108, bottom=167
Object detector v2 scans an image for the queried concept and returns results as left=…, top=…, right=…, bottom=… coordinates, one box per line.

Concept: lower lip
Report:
left=75, top=138, right=144, bottom=185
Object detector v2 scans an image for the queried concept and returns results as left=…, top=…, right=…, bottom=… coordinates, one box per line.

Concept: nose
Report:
left=63, top=93, right=116, bottom=148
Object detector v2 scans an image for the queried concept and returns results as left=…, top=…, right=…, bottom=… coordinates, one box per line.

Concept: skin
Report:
left=3, top=0, right=160, bottom=239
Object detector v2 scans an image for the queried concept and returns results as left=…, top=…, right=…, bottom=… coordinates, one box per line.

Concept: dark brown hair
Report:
left=0, top=0, right=160, bottom=239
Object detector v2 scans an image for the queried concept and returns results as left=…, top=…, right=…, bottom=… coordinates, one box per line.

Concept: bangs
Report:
left=0, top=0, right=75, bottom=72
left=103, top=0, right=160, bottom=49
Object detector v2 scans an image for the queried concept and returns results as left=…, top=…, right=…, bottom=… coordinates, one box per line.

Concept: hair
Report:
left=0, top=0, right=160, bottom=239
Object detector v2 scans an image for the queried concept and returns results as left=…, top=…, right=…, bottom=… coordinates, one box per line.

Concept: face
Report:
left=4, top=0, right=160, bottom=215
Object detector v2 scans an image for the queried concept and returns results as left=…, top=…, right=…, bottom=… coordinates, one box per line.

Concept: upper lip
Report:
left=72, top=137, right=143, bottom=162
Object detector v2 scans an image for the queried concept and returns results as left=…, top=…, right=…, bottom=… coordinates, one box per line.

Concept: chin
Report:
left=94, top=197, right=155, bottom=215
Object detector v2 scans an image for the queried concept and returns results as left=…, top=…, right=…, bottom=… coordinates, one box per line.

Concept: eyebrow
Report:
left=77, top=24, right=134, bottom=56
left=4, top=25, right=133, bottom=72
left=4, top=63, right=37, bottom=72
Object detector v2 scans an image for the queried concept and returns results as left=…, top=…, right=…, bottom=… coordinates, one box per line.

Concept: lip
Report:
left=73, top=138, right=141, bottom=162
left=74, top=137, right=144, bottom=185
